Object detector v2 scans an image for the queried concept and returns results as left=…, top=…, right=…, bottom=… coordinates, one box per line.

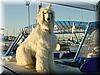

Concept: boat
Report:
left=0, top=0, right=99, bottom=74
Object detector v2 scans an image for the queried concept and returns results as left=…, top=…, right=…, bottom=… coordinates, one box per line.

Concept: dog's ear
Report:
left=38, top=2, right=42, bottom=12
left=47, top=4, right=52, bottom=10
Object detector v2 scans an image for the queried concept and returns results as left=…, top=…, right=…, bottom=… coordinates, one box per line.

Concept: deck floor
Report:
left=0, top=59, right=82, bottom=75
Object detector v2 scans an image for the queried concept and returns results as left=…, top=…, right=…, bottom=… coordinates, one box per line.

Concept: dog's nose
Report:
left=47, top=18, right=50, bottom=21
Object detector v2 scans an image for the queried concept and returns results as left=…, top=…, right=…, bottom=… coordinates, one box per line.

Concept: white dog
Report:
left=16, top=4, right=57, bottom=74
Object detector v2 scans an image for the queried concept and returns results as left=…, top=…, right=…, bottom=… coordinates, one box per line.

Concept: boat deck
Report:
left=0, top=59, right=83, bottom=75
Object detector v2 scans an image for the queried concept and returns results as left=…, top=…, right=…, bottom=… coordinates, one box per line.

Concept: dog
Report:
left=16, top=4, right=57, bottom=74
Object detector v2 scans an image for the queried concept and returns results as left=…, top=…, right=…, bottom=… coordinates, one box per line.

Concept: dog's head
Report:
left=36, top=4, right=55, bottom=32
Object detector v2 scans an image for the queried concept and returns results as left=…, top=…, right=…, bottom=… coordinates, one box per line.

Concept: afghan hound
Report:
left=16, top=4, right=57, bottom=74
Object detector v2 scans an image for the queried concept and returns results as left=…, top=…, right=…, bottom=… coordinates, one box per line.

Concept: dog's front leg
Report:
left=35, top=49, right=49, bottom=74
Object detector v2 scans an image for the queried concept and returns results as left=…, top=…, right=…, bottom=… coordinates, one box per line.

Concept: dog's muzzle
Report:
left=47, top=18, right=50, bottom=21
left=47, top=18, right=52, bottom=22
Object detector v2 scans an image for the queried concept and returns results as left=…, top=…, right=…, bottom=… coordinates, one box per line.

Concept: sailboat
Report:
left=72, top=23, right=76, bottom=34
left=70, top=23, right=80, bottom=46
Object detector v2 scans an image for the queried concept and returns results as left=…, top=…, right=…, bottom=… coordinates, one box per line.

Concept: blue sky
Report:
left=3, top=1, right=96, bottom=36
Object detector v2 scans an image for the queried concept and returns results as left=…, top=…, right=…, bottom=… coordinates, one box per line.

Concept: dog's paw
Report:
left=24, top=65, right=34, bottom=70
left=36, top=69, right=49, bottom=74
